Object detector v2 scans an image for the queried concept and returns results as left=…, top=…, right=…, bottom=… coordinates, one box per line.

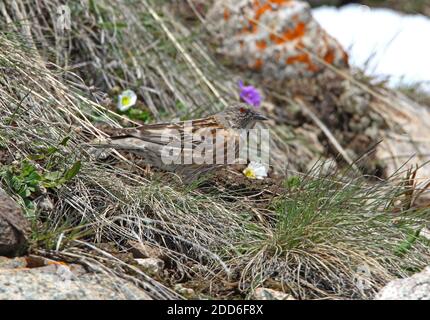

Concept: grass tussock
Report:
left=0, top=1, right=429, bottom=300
left=229, top=165, right=430, bottom=299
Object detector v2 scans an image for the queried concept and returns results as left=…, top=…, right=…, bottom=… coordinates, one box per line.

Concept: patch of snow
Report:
left=312, top=4, right=430, bottom=92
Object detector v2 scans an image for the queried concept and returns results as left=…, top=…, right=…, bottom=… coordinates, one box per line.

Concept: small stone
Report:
left=129, top=241, right=164, bottom=259
left=253, top=288, right=295, bottom=300
left=369, top=112, right=384, bottom=125
left=359, top=116, right=371, bottom=129
left=88, top=139, right=112, bottom=160
left=174, top=284, right=195, bottom=298
left=37, top=197, right=54, bottom=211
left=135, top=258, right=164, bottom=275
left=364, top=126, right=379, bottom=139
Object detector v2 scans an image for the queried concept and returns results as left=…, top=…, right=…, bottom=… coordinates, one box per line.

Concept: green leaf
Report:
left=285, top=176, right=301, bottom=189
left=27, top=171, right=42, bottom=182
left=59, top=136, right=71, bottom=146
left=395, top=229, right=421, bottom=257
left=28, top=153, right=46, bottom=160
left=64, top=161, right=81, bottom=182
left=43, top=171, right=63, bottom=181
left=126, top=108, right=151, bottom=122
left=20, top=162, right=36, bottom=176
left=45, top=146, right=59, bottom=155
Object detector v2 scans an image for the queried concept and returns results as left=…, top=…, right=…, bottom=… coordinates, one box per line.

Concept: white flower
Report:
left=243, top=161, right=268, bottom=180
left=117, top=89, right=137, bottom=112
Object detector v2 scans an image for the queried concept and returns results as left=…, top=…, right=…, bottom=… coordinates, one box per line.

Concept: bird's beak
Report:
left=254, top=112, right=268, bottom=121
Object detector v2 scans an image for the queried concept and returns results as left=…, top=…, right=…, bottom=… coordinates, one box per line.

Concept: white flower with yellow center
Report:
left=117, top=90, right=137, bottom=112
left=243, top=161, right=268, bottom=180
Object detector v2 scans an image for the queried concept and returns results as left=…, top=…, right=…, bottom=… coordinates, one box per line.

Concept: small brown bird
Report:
left=93, top=103, right=267, bottom=181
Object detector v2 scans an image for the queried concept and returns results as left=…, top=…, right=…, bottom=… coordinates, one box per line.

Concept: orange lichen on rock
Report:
left=324, top=49, right=335, bottom=65
left=286, top=53, right=307, bottom=65
left=268, top=0, right=292, bottom=5
left=256, top=39, right=267, bottom=50
left=223, top=8, right=230, bottom=20
left=284, top=22, right=306, bottom=41
left=255, top=3, right=272, bottom=20
left=207, top=0, right=349, bottom=79
left=253, top=58, right=263, bottom=70
left=247, top=2, right=274, bottom=34
left=269, top=32, right=283, bottom=45
left=270, top=22, right=305, bottom=44
left=242, top=21, right=258, bottom=34
left=249, top=21, right=258, bottom=33
left=286, top=53, right=319, bottom=71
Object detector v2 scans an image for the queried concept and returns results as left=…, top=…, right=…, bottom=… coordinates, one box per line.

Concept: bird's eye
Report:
left=239, top=107, right=245, bottom=113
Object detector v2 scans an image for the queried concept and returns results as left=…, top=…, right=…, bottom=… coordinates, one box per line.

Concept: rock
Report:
left=207, top=0, right=349, bottom=80
left=37, top=196, right=54, bottom=211
left=375, top=91, right=430, bottom=186
left=135, top=257, right=164, bottom=275
left=128, top=240, right=164, bottom=259
left=0, top=256, right=152, bottom=300
left=0, top=256, right=27, bottom=269
left=375, top=267, right=430, bottom=300
left=0, top=188, right=30, bottom=257
left=253, top=287, right=295, bottom=300
left=174, top=284, right=195, bottom=298
left=88, top=138, right=112, bottom=160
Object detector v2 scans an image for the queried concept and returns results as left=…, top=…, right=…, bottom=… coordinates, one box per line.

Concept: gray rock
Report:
left=129, top=240, right=164, bottom=259
left=0, top=188, right=30, bottom=257
left=375, top=267, right=430, bottom=300
left=0, top=256, right=27, bottom=269
left=0, top=257, right=152, bottom=300
left=174, top=284, right=195, bottom=298
left=37, top=196, right=54, bottom=211
left=253, top=288, right=295, bottom=300
left=135, top=257, right=164, bottom=275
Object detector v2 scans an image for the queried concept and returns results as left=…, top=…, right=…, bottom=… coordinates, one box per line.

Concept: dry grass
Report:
left=0, top=0, right=429, bottom=300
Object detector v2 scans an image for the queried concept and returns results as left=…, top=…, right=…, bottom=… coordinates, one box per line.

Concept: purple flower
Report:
left=238, top=81, right=262, bottom=108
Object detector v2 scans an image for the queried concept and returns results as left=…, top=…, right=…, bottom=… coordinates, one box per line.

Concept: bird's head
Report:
left=216, top=103, right=268, bottom=129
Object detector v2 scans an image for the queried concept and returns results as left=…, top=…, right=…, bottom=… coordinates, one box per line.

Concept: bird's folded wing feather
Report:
left=110, top=116, right=224, bottom=149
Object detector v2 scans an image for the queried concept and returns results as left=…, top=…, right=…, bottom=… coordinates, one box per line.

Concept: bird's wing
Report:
left=110, top=116, right=224, bottom=149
